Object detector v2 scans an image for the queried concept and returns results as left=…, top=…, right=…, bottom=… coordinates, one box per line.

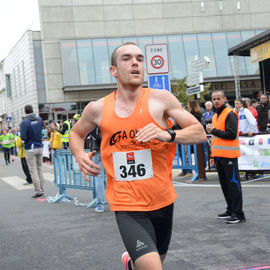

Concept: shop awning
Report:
left=228, top=29, right=270, bottom=56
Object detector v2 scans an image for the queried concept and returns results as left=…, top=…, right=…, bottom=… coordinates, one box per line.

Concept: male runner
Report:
left=69, top=42, right=206, bottom=270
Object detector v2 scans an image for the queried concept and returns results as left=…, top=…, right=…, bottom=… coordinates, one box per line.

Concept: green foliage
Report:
left=171, top=77, right=211, bottom=108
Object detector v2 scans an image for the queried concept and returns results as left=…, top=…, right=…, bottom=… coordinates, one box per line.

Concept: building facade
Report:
left=36, top=0, right=270, bottom=119
left=3, top=30, right=46, bottom=128
left=0, top=60, right=7, bottom=129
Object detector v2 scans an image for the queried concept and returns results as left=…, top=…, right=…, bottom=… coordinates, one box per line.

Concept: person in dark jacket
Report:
left=206, top=91, right=245, bottom=224
left=20, top=105, right=45, bottom=198
left=256, top=94, right=270, bottom=132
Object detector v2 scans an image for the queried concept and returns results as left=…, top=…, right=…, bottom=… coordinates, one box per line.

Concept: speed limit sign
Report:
left=151, top=55, right=165, bottom=70
left=145, top=44, right=169, bottom=74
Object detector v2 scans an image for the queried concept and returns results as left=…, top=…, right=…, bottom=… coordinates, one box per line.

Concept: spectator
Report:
left=188, top=100, right=202, bottom=123
left=202, top=101, right=214, bottom=127
left=16, top=133, right=33, bottom=185
left=49, top=122, right=62, bottom=150
left=20, top=105, right=45, bottom=199
left=234, top=98, right=258, bottom=136
left=0, top=129, right=12, bottom=165
left=7, top=127, right=15, bottom=162
left=57, top=115, right=70, bottom=149
left=89, top=126, right=106, bottom=213
left=256, top=94, right=270, bottom=132
left=250, top=99, right=258, bottom=120
left=206, top=90, right=245, bottom=224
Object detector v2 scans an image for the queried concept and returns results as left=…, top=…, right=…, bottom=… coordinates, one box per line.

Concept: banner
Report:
left=238, top=134, right=270, bottom=170
left=250, top=40, right=270, bottom=64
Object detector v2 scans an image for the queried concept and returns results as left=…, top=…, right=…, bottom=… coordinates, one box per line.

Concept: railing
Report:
left=52, top=149, right=96, bottom=207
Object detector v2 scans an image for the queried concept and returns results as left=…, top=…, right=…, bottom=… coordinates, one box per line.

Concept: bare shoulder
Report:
left=82, top=97, right=104, bottom=125
left=149, top=88, right=183, bottom=109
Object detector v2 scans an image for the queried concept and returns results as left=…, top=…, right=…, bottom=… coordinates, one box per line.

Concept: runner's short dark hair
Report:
left=111, top=42, right=137, bottom=67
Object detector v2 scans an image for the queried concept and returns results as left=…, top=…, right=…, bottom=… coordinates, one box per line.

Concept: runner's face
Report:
left=110, top=45, right=145, bottom=88
left=212, top=92, right=226, bottom=109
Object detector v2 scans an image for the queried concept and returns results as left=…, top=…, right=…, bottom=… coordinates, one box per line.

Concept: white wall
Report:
left=3, top=31, right=39, bottom=128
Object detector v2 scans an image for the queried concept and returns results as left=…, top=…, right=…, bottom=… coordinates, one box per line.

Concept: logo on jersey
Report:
left=126, top=152, right=135, bottom=164
left=109, top=130, right=137, bottom=145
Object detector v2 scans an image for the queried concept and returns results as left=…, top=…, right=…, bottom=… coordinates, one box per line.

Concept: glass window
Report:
left=5, top=74, right=12, bottom=97
left=255, top=29, right=265, bottom=35
left=60, top=40, right=80, bottom=86
left=227, top=32, right=247, bottom=75
left=123, top=37, right=138, bottom=43
left=167, top=35, right=187, bottom=80
left=77, top=40, right=96, bottom=85
left=92, top=39, right=111, bottom=84
left=152, top=36, right=167, bottom=44
left=241, top=31, right=259, bottom=75
left=138, top=36, right=153, bottom=80
left=182, top=34, right=200, bottom=75
left=107, top=38, right=122, bottom=83
left=197, top=33, right=217, bottom=78
left=212, top=33, right=232, bottom=76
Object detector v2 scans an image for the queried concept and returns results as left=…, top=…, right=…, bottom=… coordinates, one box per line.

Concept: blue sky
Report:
left=0, top=0, right=40, bottom=61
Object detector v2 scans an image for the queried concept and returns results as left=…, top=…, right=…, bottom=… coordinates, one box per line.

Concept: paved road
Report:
left=0, top=157, right=270, bottom=270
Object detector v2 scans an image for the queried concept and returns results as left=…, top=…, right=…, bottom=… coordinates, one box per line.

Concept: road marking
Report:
left=43, top=172, right=54, bottom=182
left=173, top=182, right=270, bottom=188
left=1, top=173, right=54, bottom=190
left=1, top=176, right=33, bottom=190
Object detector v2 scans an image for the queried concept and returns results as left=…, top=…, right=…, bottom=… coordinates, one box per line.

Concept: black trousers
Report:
left=3, top=147, right=10, bottom=164
left=215, top=157, right=245, bottom=218
left=21, top=158, right=32, bottom=183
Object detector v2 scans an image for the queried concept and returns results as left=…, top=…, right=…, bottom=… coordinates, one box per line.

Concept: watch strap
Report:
left=166, top=128, right=176, bottom=142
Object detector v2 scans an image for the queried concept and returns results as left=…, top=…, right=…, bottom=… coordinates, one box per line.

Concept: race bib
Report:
left=112, top=149, right=153, bottom=181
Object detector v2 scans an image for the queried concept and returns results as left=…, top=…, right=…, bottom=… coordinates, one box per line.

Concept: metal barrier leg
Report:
left=191, top=172, right=198, bottom=182
left=86, top=198, right=97, bottom=208
left=53, top=191, right=74, bottom=203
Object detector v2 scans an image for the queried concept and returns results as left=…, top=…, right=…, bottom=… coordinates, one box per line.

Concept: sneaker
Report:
left=226, top=216, right=246, bottom=224
left=32, top=193, right=44, bottom=198
left=122, top=251, right=132, bottom=270
left=186, top=173, right=193, bottom=177
left=178, top=172, right=187, bottom=177
left=95, top=205, right=104, bottom=213
left=217, top=211, right=231, bottom=219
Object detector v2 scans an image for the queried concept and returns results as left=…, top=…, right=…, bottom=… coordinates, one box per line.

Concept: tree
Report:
left=171, top=77, right=211, bottom=109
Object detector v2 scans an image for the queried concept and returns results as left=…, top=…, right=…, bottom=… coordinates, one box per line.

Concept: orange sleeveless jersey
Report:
left=100, top=88, right=177, bottom=211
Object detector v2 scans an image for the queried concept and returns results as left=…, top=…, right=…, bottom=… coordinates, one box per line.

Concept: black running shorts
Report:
left=115, top=203, right=174, bottom=263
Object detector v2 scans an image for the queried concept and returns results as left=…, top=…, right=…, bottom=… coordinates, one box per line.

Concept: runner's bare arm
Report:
left=136, top=90, right=206, bottom=144
left=69, top=100, right=103, bottom=179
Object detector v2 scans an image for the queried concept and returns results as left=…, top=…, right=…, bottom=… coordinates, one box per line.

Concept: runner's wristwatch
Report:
left=166, top=128, right=176, bottom=142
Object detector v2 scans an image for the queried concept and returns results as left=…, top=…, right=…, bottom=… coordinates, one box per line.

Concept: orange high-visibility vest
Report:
left=211, top=107, right=240, bottom=158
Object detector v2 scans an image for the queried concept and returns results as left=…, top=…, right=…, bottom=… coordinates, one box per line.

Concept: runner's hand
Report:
left=136, top=123, right=170, bottom=142
left=76, top=150, right=102, bottom=181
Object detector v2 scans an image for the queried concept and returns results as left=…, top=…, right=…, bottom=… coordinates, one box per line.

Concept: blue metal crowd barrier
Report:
left=52, top=149, right=96, bottom=207
left=173, top=144, right=199, bottom=181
